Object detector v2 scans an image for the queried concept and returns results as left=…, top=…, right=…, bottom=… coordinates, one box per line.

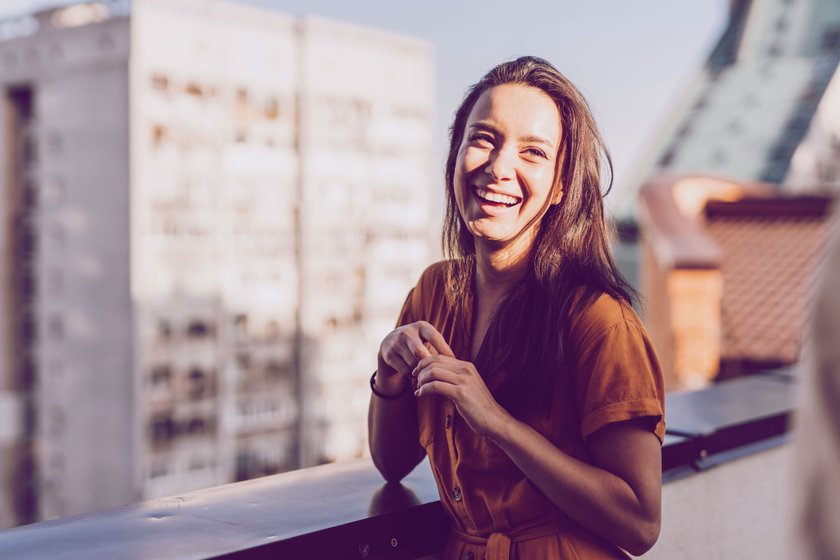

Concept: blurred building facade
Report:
left=616, top=0, right=840, bottom=389
left=622, top=0, right=840, bottom=210
left=0, top=0, right=434, bottom=528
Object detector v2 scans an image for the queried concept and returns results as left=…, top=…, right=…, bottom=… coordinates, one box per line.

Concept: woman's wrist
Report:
left=371, top=369, right=410, bottom=399
left=483, top=406, right=518, bottom=443
left=375, top=356, right=405, bottom=391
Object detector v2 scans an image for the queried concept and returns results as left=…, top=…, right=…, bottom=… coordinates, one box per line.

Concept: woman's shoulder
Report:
left=568, top=289, right=644, bottom=350
left=416, top=260, right=449, bottom=288
left=404, top=260, right=452, bottom=314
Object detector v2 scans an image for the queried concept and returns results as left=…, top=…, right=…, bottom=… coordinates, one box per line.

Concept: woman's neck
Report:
left=468, top=241, right=531, bottom=361
left=474, top=239, right=531, bottom=302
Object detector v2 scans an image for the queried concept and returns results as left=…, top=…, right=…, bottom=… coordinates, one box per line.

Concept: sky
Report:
left=0, top=0, right=728, bottom=209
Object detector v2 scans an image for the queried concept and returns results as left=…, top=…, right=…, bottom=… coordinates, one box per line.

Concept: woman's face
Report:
left=453, top=83, right=562, bottom=250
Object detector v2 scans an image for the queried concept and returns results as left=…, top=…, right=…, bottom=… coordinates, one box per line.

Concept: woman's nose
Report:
left=484, top=148, right=515, bottom=182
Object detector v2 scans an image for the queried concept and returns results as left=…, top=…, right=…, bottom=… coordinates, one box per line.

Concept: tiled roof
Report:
left=704, top=198, right=834, bottom=366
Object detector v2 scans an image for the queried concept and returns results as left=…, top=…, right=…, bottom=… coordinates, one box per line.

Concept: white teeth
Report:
left=475, top=187, right=520, bottom=206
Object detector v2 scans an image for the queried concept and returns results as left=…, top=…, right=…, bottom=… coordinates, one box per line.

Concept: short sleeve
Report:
left=572, top=303, right=666, bottom=444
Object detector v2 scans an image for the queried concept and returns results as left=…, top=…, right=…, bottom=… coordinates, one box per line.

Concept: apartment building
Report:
left=0, top=0, right=434, bottom=528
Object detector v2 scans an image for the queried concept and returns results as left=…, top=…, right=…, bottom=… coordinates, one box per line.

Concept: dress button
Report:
left=463, top=552, right=475, bottom=560
left=453, top=485, right=462, bottom=502
left=445, top=415, right=452, bottom=429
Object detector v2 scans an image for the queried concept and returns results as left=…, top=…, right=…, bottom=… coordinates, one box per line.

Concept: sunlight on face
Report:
left=453, top=84, right=562, bottom=255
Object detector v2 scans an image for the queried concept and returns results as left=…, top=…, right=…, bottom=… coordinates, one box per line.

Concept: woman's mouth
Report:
left=474, top=186, right=521, bottom=207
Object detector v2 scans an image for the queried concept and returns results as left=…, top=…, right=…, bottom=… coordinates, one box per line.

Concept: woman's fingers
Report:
left=415, top=379, right=458, bottom=400
left=380, top=321, right=451, bottom=379
left=382, top=324, right=434, bottom=375
left=417, top=322, right=455, bottom=357
left=415, top=365, right=460, bottom=387
left=411, top=353, right=455, bottom=377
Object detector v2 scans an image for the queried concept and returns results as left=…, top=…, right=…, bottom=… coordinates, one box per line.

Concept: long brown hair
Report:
left=443, top=56, right=636, bottom=415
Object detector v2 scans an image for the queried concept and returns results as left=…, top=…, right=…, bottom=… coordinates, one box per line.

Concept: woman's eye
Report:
left=469, top=133, right=494, bottom=145
left=524, top=147, right=548, bottom=159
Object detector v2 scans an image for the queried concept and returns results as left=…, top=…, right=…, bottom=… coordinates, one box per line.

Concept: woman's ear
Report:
left=551, top=186, right=564, bottom=206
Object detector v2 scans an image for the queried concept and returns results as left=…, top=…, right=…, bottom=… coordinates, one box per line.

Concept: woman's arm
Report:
left=369, top=322, right=454, bottom=482
left=493, top=416, right=661, bottom=556
left=368, top=370, right=424, bottom=483
left=413, top=355, right=661, bottom=555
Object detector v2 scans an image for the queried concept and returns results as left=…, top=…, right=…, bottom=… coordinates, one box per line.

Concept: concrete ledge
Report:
left=0, top=371, right=795, bottom=559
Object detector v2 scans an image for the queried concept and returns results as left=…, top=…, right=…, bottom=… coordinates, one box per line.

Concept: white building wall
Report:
left=298, top=17, right=435, bottom=466
left=130, top=0, right=300, bottom=498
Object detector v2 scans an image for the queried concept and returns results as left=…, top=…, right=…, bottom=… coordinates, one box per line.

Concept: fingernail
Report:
left=414, top=389, right=420, bottom=397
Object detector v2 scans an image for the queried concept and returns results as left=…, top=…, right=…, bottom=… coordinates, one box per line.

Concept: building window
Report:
left=235, top=87, right=249, bottom=119
left=264, top=98, right=279, bottom=120
left=187, top=319, right=213, bottom=338
left=234, top=314, right=248, bottom=339
left=266, top=320, right=279, bottom=340
left=185, top=82, right=204, bottom=97
left=151, top=124, right=166, bottom=148
left=158, top=319, right=172, bottom=341
left=149, top=415, right=176, bottom=446
left=184, top=417, right=207, bottom=436
left=150, top=365, right=172, bottom=386
left=236, top=352, right=250, bottom=371
left=150, top=461, right=170, bottom=479
left=188, top=367, right=210, bottom=399
left=151, top=74, right=168, bottom=92
left=265, top=360, right=291, bottom=380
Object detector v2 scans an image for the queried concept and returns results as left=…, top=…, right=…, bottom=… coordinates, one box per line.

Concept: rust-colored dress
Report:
left=396, top=263, right=665, bottom=560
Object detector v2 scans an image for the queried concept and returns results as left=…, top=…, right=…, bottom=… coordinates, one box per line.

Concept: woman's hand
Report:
left=377, top=321, right=455, bottom=394
left=412, top=355, right=510, bottom=437
left=371, top=321, right=452, bottom=483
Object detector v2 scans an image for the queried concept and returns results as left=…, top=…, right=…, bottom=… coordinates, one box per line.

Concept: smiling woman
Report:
left=453, top=84, right=561, bottom=253
left=368, top=56, right=665, bottom=560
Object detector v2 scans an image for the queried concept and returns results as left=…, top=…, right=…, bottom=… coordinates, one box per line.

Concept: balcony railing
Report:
left=0, top=370, right=794, bottom=559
